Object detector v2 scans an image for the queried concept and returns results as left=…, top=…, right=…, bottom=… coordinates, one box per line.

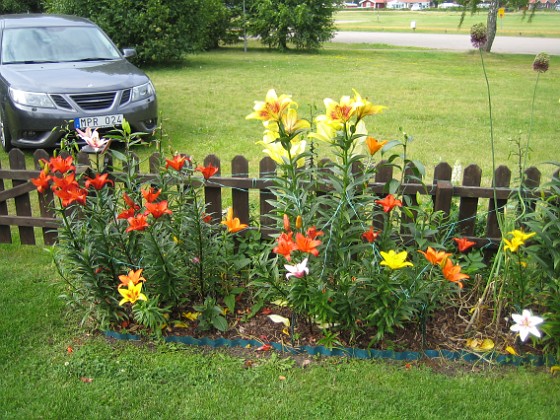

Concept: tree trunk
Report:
left=484, top=0, right=499, bottom=52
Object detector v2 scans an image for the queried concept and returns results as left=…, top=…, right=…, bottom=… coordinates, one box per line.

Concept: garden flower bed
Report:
left=24, top=85, right=559, bottom=366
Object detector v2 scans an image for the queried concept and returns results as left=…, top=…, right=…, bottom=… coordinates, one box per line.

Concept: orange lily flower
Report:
left=375, top=194, right=403, bottom=213
left=273, top=232, right=297, bottom=261
left=295, top=232, right=321, bottom=256
left=418, top=247, right=451, bottom=266
left=126, top=214, right=149, bottom=232
left=145, top=200, right=172, bottom=219
left=453, top=237, right=476, bottom=252
left=221, top=207, right=248, bottom=233
left=362, top=226, right=380, bottom=243
left=365, top=137, right=387, bottom=156
left=196, top=163, right=219, bottom=180
left=118, top=268, right=146, bottom=288
left=442, top=258, right=469, bottom=288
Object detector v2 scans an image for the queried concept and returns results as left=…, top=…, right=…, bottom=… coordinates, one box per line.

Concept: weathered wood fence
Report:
left=0, top=148, right=555, bottom=247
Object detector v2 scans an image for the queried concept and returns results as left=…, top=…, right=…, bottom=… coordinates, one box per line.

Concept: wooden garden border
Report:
left=0, top=148, right=555, bottom=248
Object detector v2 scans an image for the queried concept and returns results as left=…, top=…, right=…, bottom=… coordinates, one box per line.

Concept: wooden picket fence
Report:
left=0, top=148, right=555, bottom=248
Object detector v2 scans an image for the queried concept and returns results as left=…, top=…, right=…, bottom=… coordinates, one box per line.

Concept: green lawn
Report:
left=335, top=10, right=560, bottom=37
left=1, top=243, right=560, bottom=419
left=147, top=43, right=559, bottom=184
left=2, top=42, right=559, bottom=186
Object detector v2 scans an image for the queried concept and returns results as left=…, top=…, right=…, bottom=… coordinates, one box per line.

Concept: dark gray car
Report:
left=0, top=14, right=158, bottom=151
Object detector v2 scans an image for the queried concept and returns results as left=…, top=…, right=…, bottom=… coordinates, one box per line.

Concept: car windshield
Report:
left=1, top=26, right=121, bottom=64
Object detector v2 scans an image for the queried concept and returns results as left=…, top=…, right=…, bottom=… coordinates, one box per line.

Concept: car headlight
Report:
left=9, top=88, right=55, bottom=109
left=131, top=82, right=155, bottom=102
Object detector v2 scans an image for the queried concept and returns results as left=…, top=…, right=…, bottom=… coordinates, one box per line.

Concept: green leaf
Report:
left=211, top=315, right=228, bottom=332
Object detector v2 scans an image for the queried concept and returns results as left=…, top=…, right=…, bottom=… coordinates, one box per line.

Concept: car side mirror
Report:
left=122, top=48, right=137, bottom=59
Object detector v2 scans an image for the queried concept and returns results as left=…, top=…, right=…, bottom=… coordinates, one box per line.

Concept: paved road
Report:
left=332, top=31, right=560, bottom=56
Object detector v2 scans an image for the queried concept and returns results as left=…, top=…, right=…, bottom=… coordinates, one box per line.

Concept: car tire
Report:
left=0, top=109, right=12, bottom=152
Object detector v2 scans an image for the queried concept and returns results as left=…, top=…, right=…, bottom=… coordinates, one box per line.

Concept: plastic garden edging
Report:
left=105, top=330, right=555, bottom=366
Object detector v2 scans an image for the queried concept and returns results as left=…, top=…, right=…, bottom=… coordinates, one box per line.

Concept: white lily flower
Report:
left=285, top=258, right=309, bottom=279
left=510, top=309, right=544, bottom=342
left=76, top=127, right=110, bottom=151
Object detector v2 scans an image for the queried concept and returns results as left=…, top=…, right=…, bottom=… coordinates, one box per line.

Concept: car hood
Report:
left=0, top=59, right=150, bottom=93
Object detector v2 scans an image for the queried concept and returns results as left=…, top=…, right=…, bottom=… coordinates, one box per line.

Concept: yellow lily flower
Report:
left=503, top=237, right=524, bottom=253
left=308, top=118, right=338, bottom=143
left=258, top=139, right=306, bottom=167
left=324, top=95, right=356, bottom=124
left=352, top=89, right=386, bottom=121
left=281, top=108, right=310, bottom=135
left=380, top=250, right=414, bottom=270
left=510, top=229, right=536, bottom=243
left=246, top=89, right=294, bottom=123
left=118, top=282, right=147, bottom=306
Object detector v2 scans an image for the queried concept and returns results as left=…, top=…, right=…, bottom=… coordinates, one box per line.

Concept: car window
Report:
left=1, top=26, right=121, bottom=64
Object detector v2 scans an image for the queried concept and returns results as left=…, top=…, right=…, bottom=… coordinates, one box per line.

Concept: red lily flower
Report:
left=48, top=155, right=75, bottom=174
left=165, top=154, right=189, bottom=171
left=375, top=194, right=403, bottom=213
left=295, top=232, right=321, bottom=256
left=141, top=186, right=161, bottom=203
left=273, top=232, right=297, bottom=261
left=306, top=226, right=324, bottom=240
left=453, top=237, right=476, bottom=252
left=126, top=214, right=149, bottom=232
left=117, top=207, right=136, bottom=220
left=54, top=184, right=87, bottom=207
left=145, top=200, right=172, bottom=219
left=85, top=173, right=113, bottom=190
left=31, top=170, right=51, bottom=193
left=362, top=226, right=380, bottom=243
left=196, top=163, right=219, bottom=180
left=123, top=192, right=140, bottom=211
left=50, top=173, right=78, bottom=192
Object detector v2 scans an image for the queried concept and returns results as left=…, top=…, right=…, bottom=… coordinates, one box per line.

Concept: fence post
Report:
left=232, top=155, right=250, bottom=225
left=33, top=149, right=57, bottom=245
left=204, top=154, right=222, bottom=223
left=373, top=160, right=393, bottom=230
left=259, top=157, right=276, bottom=229
left=457, top=164, right=482, bottom=236
left=9, top=149, right=35, bottom=244
left=0, top=159, right=11, bottom=243
left=486, top=165, right=511, bottom=239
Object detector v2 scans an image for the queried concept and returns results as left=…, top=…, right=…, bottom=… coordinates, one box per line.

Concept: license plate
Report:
left=74, top=114, right=123, bottom=129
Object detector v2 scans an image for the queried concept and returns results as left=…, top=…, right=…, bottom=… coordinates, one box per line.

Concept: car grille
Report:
left=51, top=95, right=73, bottom=110
left=120, top=89, right=131, bottom=105
left=70, top=92, right=116, bottom=111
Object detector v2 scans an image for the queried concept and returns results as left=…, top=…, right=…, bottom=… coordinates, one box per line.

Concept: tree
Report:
left=248, top=0, right=342, bottom=51
left=462, top=1, right=533, bottom=52
left=0, top=0, right=43, bottom=13
left=45, top=0, right=229, bottom=64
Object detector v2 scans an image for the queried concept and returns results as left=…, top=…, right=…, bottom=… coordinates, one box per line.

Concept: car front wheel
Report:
left=0, top=109, right=12, bottom=152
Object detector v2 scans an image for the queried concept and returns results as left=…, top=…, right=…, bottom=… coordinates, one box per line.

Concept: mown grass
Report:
left=147, top=42, right=559, bottom=184
left=335, top=10, right=560, bottom=37
left=2, top=42, right=558, bottom=185
left=1, top=243, right=560, bottom=419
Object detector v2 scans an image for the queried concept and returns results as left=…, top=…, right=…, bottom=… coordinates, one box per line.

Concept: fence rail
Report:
left=0, top=148, right=556, bottom=247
